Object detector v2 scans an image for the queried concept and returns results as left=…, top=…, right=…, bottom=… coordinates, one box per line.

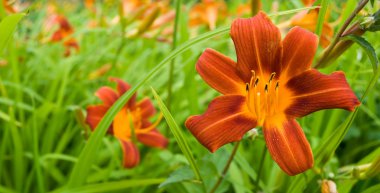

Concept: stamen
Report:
left=264, top=84, right=268, bottom=93
left=251, top=70, right=256, bottom=79
left=136, top=113, right=163, bottom=134
left=254, top=92, right=261, bottom=120
left=246, top=83, right=254, bottom=113
left=254, top=77, right=259, bottom=87
left=268, top=72, right=276, bottom=83
left=275, top=81, right=279, bottom=113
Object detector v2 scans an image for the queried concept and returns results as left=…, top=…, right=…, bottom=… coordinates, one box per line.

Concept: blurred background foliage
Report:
left=0, top=0, right=379, bottom=193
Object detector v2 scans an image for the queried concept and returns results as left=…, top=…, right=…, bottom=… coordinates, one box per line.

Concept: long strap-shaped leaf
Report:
left=151, top=88, right=204, bottom=188
left=0, top=13, right=26, bottom=55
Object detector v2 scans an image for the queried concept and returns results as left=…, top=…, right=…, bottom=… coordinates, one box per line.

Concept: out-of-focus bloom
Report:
left=185, top=12, right=360, bottom=176
left=3, top=0, right=16, bottom=13
left=49, top=15, right=79, bottom=57
left=86, top=78, right=168, bottom=168
left=189, top=0, right=227, bottom=30
left=88, top=64, right=112, bottom=80
left=290, top=8, right=333, bottom=48
left=289, top=0, right=333, bottom=47
left=116, top=0, right=174, bottom=42
left=84, top=0, right=96, bottom=13
left=0, top=59, right=8, bottom=67
left=321, top=180, right=338, bottom=193
left=236, top=0, right=262, bottom=17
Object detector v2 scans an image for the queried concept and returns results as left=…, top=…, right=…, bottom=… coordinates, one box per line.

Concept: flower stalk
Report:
left=209, top=141, right=240, bottom=193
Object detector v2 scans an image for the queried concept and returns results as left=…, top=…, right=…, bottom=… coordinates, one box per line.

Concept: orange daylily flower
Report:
left=185, top=12, right=360, bottom=175
left=189, top=0, right=227, bottom=30
left=86, top=78, right=168, bottom=168
left=49, top=15, right=79, bottom=57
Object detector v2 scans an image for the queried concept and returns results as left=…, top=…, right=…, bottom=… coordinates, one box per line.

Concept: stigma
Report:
left=245, top=70, right=279, bottom=125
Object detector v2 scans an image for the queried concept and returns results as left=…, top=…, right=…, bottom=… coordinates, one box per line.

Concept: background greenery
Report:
left=0, top=0, right=379, bottom=193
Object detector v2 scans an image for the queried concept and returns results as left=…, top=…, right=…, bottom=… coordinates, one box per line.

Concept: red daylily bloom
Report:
left=49, top=15, right=79, bottom=57
left=86, top=78, right=168, bottom=168
left=185, top=12, right=360, bottom=176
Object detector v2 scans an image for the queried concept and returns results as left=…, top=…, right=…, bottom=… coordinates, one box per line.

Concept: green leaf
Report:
left=362, top=184, right=380, bottom=193
left=0, top=12, right=25, bottom=54
left=151, top=87, right=203, bottom=182
left=56, top=179, right=165, bottom=193
left=342, top=35, right=378, bottom=73
left=159, top=166, right=196, bottom=188
left=370, top=0, right=374, bottom=7
left=367, top=10, right=380, bottom=32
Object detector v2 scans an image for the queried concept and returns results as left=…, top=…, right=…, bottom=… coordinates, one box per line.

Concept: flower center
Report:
left=113, top=107, right=162, bottom=142
left=246, top=70, right=280, bottom=126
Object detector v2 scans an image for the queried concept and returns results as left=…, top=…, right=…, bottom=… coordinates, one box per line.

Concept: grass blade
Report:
left=315, top=0, right=330, bottom=40
left=57, top=179, right=165, bottom=193
left=0, top=12, right=25, bottom=54
left=151, top=87, right=203, bottom=182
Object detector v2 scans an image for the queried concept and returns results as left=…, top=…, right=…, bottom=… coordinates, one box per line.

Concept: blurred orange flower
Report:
left=3, top=0, right=16, bottom=13
left=189, top=0, right=227, bottom=30
left=86, top=78, right=168, bottom=168
left=185, top=12, right=359, bottom=175
left=290, top=1, right=333, bottom=47
left=49, top=15, right=79, bottom=57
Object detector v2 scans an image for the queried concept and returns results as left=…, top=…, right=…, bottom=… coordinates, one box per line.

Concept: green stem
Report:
left=254, top=146, right=267, bottom=193
left=314, top=0, right=369, bottom=68
left=167, top=0, right=181, bottom=111
left=209, top=142, right=240, bottom=193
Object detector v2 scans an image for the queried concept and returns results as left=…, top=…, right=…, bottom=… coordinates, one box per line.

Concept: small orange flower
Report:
left=49, top=15, right=79, bottom=57
left=189, top=0, right=227, bottom=30
left=185, top=12, right=360, bottom=175
left=86, top=78, right=168, bottom=168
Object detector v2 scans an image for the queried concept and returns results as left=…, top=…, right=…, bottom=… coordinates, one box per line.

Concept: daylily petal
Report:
left=95, top=86, right=118, bottom=106
left=285, top=69, right=360, bottom=118
left=109, top=77, right=136, bottom=107
left=281, top=27, right=318, bottom=79
left=135, top=98, right=156, bottom=119
left=86, top=105, right=113, bottom=133
left=231, top=11, right=282, bottom=81
left=196, top=48, right=245, bottom=95
left=137, top=129, right=168, bottom=148
left=185, top=95, right=257, bottom=152
left=119, top=139, right=140, bottom=168
left=263, top=119, right=313, bottom=176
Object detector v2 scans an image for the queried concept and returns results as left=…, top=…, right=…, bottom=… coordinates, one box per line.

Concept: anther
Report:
left=275, top=81, right=279, bottom=90
left=264, top=84, right=268, bottom=93
left=268, top=72, right=276, bottom=83
left=246, top=83, right=249, bottom=91
left=254, top=77, right=260, bottom=87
